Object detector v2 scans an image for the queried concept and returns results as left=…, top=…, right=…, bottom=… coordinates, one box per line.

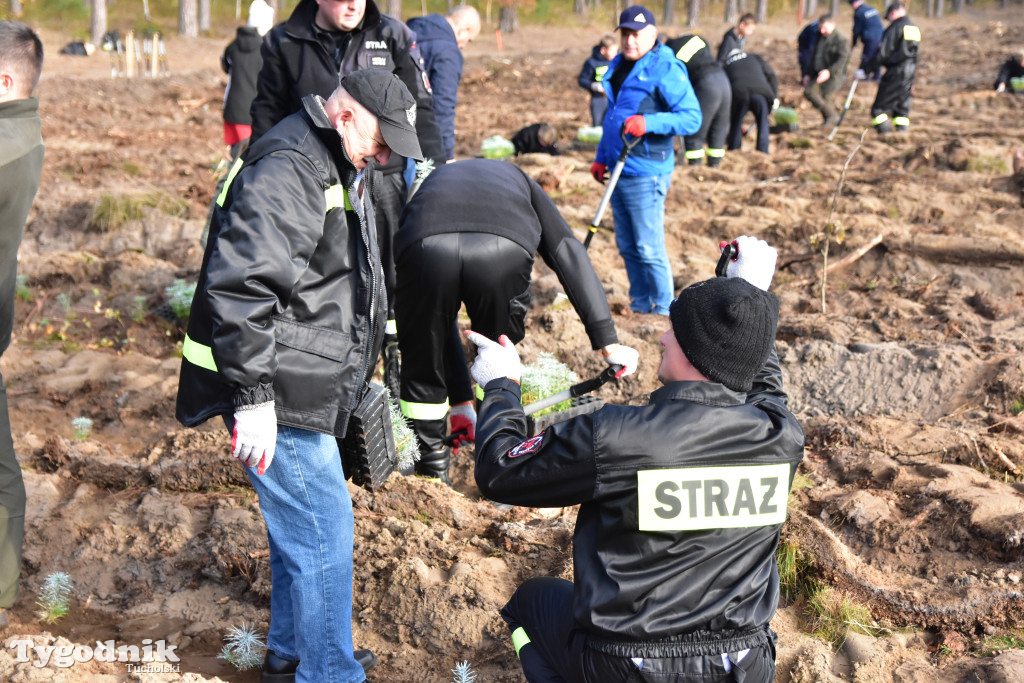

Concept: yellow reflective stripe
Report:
left=707, top=148, right=726, bottom=158
left=216, top=157, right=245, bottom=207
left=893, top=116, right=910, bottom=127
left=511, top=627, right=531, bottom=658
left=903, top=25, right=921, bottom=41
left=475, top=384, right=485, bottom=401
left=182, top=334, right=218, bottom=372
left=324, top=184, right=353, bottom=211
left=872, top=113, right=889, bottom=125
left=675, top=36, right=706, bottom=63
left=684, top=149, right=706, bottom=159
left=400, top=398, right=449, bottom=420
left=385, top=318, right=397, bottom=335
left=594, top=65, right=609, bottom=81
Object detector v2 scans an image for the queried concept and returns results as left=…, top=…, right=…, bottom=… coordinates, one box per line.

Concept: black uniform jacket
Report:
left=475, top=349, right=804, bottom=653
left=866, top=15, right=919, bottom=76
left=221, top=25, right=264, bottom=126
left=724, top=51, right=779, bottom=101
left=666, top=34, right=724, bottom=84
left=249, top=0, right=444, bottom=172
left=396, top=159, right=616, bottom=351
left=177, top=95, right=387, bottom=436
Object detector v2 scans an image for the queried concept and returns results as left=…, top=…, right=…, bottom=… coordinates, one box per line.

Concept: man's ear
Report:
left=0, top=72, right=14, bottom=98
left=333, top=105, right=354, bottom=131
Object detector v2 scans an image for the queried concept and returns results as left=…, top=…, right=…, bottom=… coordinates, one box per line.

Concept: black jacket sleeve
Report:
left=389, top=22, right=447, bottom=167
left=759, top=55, right=779, bottom=98
left=474, top=378, right=598, bottom=506
left=250, top=29, right=292, bottom=142
left=531, top=176, right=617, bottom=350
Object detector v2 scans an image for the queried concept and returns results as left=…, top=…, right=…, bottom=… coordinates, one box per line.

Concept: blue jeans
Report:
left=610, top=173, right=674, bottom=315
left=245, top=426, right=365, bottom=683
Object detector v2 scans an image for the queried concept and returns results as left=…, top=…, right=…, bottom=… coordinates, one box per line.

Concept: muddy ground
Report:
left=2, top=7, right=1024, bottom=682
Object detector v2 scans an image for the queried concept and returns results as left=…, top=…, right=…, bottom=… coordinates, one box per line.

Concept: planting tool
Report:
left=525, top=364, right=622, bottom=435
left=584, top=125, right=643, bottom=249
left=716, top=240, right=739, bottom=277
left=827, top=78, right=859, bottom=142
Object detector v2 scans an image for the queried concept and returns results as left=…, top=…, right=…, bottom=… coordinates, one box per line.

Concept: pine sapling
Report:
left=71, top=416, right=94, bottom=441
left=450, top=660, right=478, bottom=683
left=387, top=390, right=420, bottom=471
left=520, top=353, right=578, bottom=417
left=37, top=572, right=73, bottom=623
left=217, top=622, right=266, bottom=670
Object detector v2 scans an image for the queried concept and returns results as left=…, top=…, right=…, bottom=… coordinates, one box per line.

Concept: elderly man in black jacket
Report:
left=803, top=14, right=850, bottom=127
left=177, top=69, right=421, bottom=683
left=468, top=236, right=804, bottom=683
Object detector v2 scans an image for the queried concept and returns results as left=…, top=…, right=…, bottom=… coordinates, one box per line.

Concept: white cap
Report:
left=248, top=0, right=275, bottom=36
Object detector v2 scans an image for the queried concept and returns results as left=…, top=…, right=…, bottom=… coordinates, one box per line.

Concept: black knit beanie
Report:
left=669, top=278, right=780, bottom=393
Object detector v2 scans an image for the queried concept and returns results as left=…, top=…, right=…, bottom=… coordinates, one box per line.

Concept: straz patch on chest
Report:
left=637, top=464, right=790, bottom=531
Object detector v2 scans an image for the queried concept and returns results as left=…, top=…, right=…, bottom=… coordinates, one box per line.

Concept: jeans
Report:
left=610, top=173, right=674, bottom=315
left=244, top=425, right=365, bottom=683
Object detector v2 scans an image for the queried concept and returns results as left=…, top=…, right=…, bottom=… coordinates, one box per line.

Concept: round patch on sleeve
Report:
left=508, top=435, right=544, bottom=458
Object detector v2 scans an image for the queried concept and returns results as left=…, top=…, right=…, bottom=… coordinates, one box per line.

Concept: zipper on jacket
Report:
left=351, top=176, right=378, bottom=408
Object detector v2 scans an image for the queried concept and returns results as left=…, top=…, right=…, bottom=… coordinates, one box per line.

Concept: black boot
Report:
left=262, top=650, right=298, bottom=683
left=381, top=332, right=400, bottom=403
left=415, top=447, right=451, bottom=485
left=355, top=649, right=379, bottom=673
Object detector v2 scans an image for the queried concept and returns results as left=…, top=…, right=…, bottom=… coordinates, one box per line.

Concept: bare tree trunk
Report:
left=724, top=0, right=738, bottom=24
left=951, top=0, right=962, bottom=12
left=755, top=0, right=767, bottom=23
left=90, top=0, right=107, bottom=46
left=688, top=0, right=700, bottom=26
left=663, top=0, right=675, bottom=24
left=386, top=0, right=401, bottom=18
left=499, top=4, right=517, bottom=33
left=575, top=0, right=585, bottom=15
left=934, top=0, right=943, bottom=17
left=804, top=0, right=817, bottom=17
left=199, top=0, right=210, bottom=32
left=179, top=0, right=198, bottom=37
left=9, top=0, right=22, bottom=17
left=831, top=0, right=840, bottom=15
left=925, top=0, right=933, bottom=18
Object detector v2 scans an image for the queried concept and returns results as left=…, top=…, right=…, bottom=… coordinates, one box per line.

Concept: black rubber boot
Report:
left=875, top=120, right=892, bottom=135
left=381, top=332, right=400, bottom=403
left=415, top=447, right=452, bottom=485
left=262, top=650, right=298, bottom=683
left=262, top=649, right=378, bottom=681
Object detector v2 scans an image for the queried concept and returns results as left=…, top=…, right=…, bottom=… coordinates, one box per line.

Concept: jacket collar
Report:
left=302, top=95, right=360, bottom=190
left=0, top=97, right=39, bottom=120
left=650, top=380, right=746, bottom=407
left=286, top=0, right=382, bottom=40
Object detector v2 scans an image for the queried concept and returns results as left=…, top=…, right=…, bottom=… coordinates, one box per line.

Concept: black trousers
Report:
left=684, top=71, right=732, bottom=166
left=500, top=577, right=777, bottom=683
left=727, top=92, right=771, bottom=154
left=395, top=232, right=533, bottom=452
left=871, top=64, right=916, bottom=129
left=371, top=170, right=406, bottom=317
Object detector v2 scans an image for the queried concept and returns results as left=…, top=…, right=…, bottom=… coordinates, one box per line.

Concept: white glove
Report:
left=855, top=69, right=866, bottom=81
left=724, top=235, right=778, bottom=291
left=464, top=331, right=522, bottom=386
left=772, top=98, right=780, bottom=112
left=996, top=82, right=1006, bottom=93
left=232, top=401, right=277, bottom=475
left=601, top=343, right=640, bottom=378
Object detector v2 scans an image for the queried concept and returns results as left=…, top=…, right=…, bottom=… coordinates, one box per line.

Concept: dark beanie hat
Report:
left=669, top=278, right=780, bottom=393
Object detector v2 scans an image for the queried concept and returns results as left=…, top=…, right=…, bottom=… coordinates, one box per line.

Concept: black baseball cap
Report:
left=340, top=69, right=423, bottom=161
left=884, top=1, right=903, bottom=18
left=617, top=5, right=656, bottom=31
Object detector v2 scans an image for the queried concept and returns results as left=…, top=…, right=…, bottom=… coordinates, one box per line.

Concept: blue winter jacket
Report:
left=596, top=44, right=702, bottom=176
left=852, top=4, right=883, bottom=46
left=408, top=14, right=462, bottom=160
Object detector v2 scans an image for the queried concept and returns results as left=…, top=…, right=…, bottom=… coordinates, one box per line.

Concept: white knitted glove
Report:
left=232, top=401, right=277, bottom=475
left=601, top=343, right=640, bottom=378
left=855, top=69, right=867, bottom=81
left=725, top=235, right=778, bottom=291
left=464, top=331, right=522, bottom=386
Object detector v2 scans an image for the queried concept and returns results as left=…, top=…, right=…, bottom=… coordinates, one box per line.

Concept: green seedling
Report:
left=450, top=660, right=478, bottom=683
left=520, top=353, right=578, bottom=418
left=217, top=622, right=266, bottom=671
left=805, top=585, right=880, bottom=649
left=165, top=280, right=197, bottom=323
left=72, top=416, right=93, bottom=441
left=387, top=391, right=419, bottom=471
left=15, top=274, right=31, bottom=302
left=36, top=572, right=73, bottom=624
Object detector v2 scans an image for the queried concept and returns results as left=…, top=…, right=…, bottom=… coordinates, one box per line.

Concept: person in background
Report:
left=718, top=12, right=756, bottom=62
left=994, top=49, right=1024, bottom=93
left=849, top=0, right=884, bottom=80
left=0, top=19, right=44, bottom=629
left=797, top=16, right=821, bottom=84
left=469, top=236, right=803, bottom=683
left=221, top=0, right=274, bottom=160
left=511, top=122, right=560, bottom=155
left=407, top=5, right=481, bottom=161
left=578, top=33, right=618, bottom=127
left=590, top=5, right=702, bottom=317
left=802, top=14, right=849, bottom=128
left=724, top=49, right=778, bottom=154
left=865, top=1, right=920, bottom=134
left=666, top=32, right=732, bottom=167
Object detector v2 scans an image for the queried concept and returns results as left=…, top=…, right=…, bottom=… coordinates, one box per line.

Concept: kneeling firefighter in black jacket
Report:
left=468, top=236, right=804, bottom=682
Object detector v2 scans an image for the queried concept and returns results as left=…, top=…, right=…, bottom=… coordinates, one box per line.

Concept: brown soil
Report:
left=3, top=8, right=1024, bottom=683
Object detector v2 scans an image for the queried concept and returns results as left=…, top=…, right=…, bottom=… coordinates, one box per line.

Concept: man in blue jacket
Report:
left=407, top=5, right=481, bottom=161
left=850, top=0, right=883, bottom=80
left=590, top=5, right=701, bottom=317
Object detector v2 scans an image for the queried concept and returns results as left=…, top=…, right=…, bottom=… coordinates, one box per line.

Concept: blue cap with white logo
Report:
left=617, top=5, right=656, bottom=31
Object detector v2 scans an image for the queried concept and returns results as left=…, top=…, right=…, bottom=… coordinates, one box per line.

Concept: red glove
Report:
left=623, top=115, right=646, bottom=138
left=590, top=162, right=607, bottom=184
left=448, top=402, right=476, bottom=456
